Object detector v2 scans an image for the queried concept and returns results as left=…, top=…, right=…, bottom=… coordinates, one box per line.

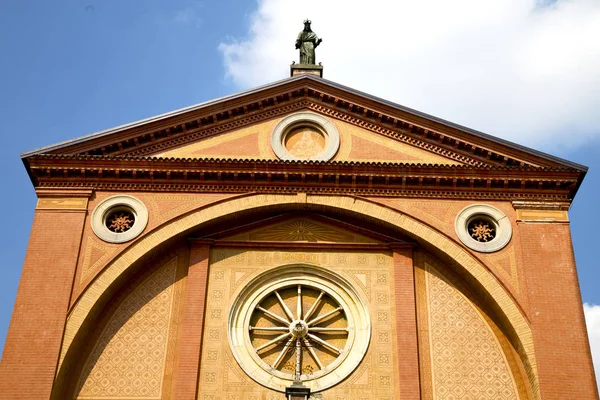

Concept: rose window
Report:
left=229, top=265, right=370, bottom=392
left=91, top=195, right=148, bottom=243
left=455, top=204, right=512, bottom=252
left=249, top=284, right=349, bottom=380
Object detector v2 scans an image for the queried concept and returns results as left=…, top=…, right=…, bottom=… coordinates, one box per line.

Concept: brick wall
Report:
left=0, top=208, right=86, bottom=399
left=519, top=222, right=599, bottom=399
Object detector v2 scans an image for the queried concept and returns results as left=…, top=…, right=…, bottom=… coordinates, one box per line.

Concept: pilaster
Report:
left=172, top=240, right=213, bottom=399
left=391, top=244, right=421, bottom=399
left=0, top=189, right=91, bottom=400
left=515, top=202, right=599, bottom=399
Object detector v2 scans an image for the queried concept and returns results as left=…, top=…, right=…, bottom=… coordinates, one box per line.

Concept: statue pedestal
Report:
left=285, top=381, right=311, bottom=400
left=290, top=63, right=323, bottom=78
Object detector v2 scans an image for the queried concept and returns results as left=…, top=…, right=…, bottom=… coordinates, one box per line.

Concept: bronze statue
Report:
left=295, top=20, right=322, bottom=65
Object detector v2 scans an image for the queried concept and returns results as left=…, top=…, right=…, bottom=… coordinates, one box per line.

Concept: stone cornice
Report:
left=26, top=155, right=580, bottom=202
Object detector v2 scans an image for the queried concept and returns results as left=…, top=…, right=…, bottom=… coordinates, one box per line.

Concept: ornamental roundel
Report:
left=91, top=195, right=148, bottom=243
left=455, top=204, right=512, bottom=253
left=270, top=112, right=340, bottom=162
left=228, top=264, right=371, bottom=392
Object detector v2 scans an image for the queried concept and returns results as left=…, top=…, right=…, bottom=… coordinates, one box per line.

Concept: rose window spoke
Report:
left=248, top=284, right=350, bottom=380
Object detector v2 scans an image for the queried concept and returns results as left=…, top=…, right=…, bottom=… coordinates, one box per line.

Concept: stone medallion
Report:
left=271, top=112, right=340, bottom=162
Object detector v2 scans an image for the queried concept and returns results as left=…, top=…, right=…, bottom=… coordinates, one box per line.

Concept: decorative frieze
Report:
left=27, top=155, right=580, bottom=202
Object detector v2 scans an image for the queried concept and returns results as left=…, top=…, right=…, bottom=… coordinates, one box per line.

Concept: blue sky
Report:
left=1, top=0, right=599, bottom=381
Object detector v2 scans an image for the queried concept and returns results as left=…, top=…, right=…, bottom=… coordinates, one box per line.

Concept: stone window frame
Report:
left=91, top=195, right=148, bottom=243
left=455, top=204, right=512, bottom=253
left=270, top=112, right=340, bottom=162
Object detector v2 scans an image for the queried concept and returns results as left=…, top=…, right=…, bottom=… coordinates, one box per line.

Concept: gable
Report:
left=22, top=75, right=585, bottom=171
left=20, top=74, right=586, bottom=202
left=153, top=112, right=462, bottom=165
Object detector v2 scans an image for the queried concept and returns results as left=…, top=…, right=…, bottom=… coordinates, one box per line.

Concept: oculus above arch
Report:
left=455, top=204, right=512, bottom=253
left=91, top=195, right=149, bottom=243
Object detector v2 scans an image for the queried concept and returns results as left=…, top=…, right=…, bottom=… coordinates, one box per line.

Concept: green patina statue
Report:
left=295, top=20, right=322, bottom=65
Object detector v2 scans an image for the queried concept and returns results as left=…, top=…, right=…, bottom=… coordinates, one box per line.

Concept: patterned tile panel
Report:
left=426, top=263, right=519, bottom=399
left=198, top=248, right=398, bottom=399
left=75, top=258, right=177, bottom=399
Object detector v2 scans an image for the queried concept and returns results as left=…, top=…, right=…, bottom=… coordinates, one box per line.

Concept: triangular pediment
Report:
left=21, top=75, right=585, bottom=171
left=152, top=113, right=462, bottom=165
left=21, top=75, right=586, bottom=202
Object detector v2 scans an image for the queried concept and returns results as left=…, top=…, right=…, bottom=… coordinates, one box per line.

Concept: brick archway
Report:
left=57, top=193, right=539, bottom=398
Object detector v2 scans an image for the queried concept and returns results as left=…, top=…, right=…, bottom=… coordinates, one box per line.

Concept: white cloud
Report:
left=218, top=0, right=600, bottom=152
left=584, top=303, right=600, bottom=390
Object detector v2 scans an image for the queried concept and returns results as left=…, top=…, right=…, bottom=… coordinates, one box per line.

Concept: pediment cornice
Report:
left=26, top=154, right=580, bottom=202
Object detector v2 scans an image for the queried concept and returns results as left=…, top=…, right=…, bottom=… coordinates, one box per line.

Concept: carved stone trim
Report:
left=36, top=197, right=89, bottom=211
left=512, top=201, right=570, bottom=211
left=512, top=201, right=571, bottom=222
left=35, top=189, right=93, bottom=198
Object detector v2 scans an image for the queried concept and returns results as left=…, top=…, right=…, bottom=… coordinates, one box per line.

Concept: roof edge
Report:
left=313, top=76, right=588, bottom=173
left=20, top=74, right=310, bottom=159
left=21, top=74, right=588, bottom=175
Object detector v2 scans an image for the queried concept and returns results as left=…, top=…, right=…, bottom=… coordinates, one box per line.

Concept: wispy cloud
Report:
left=584, top=303, right=600, bottom=390
left=218, top=0, right=600, bottom=152
left=174, top=3, right=203, bottom=27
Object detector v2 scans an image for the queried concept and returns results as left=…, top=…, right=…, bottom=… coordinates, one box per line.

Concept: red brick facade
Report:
left=1, top=75, right=596, bottom=399
left=0, top=207, right=87, bottom=399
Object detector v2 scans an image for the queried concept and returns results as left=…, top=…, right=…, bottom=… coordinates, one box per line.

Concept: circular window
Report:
left=455, top=204, right=512, bottom=252
left=271, top=112, right=340, bottom=162
left=228, top=264, right=370, bottom=392
left=91, top=195, right=148, bottom=243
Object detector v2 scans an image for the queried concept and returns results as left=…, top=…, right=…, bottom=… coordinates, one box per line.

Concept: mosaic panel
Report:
left=223, top=217, right=378, bottom=244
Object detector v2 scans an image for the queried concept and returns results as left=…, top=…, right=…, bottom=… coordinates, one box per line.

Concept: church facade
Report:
left=0, top=72, right=597, bottom=399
